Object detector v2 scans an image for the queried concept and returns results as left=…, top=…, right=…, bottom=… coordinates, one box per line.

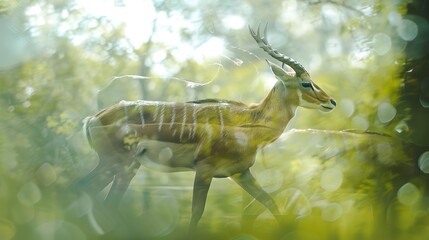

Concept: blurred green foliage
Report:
left=1, top=0, right=429, bottom=239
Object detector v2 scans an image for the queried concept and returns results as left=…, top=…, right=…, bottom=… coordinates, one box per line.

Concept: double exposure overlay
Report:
left=1, top=0, right=428, bottom=239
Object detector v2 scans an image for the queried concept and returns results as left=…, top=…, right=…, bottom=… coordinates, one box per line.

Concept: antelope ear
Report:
left=265, top=60, right=294, bottom=81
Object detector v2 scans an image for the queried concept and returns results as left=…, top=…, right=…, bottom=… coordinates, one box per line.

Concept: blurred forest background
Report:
left=1, top=0, right=429, bottom=239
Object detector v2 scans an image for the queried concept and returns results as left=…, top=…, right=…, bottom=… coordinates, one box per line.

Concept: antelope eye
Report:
left=301, top=82, right=313, bottom=88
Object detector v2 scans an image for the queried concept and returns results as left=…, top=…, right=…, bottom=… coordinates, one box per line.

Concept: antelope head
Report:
left=250, top=25, right=336, bottom=112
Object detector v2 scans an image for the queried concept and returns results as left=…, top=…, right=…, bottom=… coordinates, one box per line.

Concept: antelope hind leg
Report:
left=240, top=192, right=267, bottom=229
left=231, top=169, right=281, bottom=224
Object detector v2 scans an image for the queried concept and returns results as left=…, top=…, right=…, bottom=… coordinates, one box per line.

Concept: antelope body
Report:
left=81, top=26, right=336, bottom=230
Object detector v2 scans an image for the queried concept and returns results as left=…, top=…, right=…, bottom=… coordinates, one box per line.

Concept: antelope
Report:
left=80, top=25, right=336, bottom=231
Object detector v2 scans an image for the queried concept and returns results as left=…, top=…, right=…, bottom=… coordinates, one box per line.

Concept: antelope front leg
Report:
left=188, top=162, right=214, bottom=232
left=105, top=160, right=141, bottom=207
left=231, top=169, right=281, bottom=223
left=77, top=152, right=120, bottom=199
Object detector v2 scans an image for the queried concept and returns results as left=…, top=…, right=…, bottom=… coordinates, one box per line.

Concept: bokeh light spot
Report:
left=0, top=219, right=15, bottom=240
left=322, top=203, right=343, bottom=222
left=377, top=102, right=397, bottom=123
left=258, top=169, right=284, bottom=193
left=36, top=163, right=57, bottom=186
left=388, top=11, right=402, bottom=26
left=402, top=15, right=429, bottom=59
left=397, top=183, right=420, bottom=206
left=35, top=221, right=86, bottom=240
left=320, top=168, right=343, bottom=192
left=158, top=147, right=173, bottom=164
left=0, top=155, right=17, bottom=171
left=419, top=95, right=429, bottom=108
left=397, top=19, right=418, bottom=41
left=339, top=99, right=355, bottom=117
left=351, top=115, right=369, bottom=131
left=395, top=119, right=409, bottom=133
left=376, top=142, right=393, bottom=165
left=67, top=193, right=93, bottom=217
left=17, top=182, right=42, bottom=207
left=372, top=33, right=392, bottom=55
left=418, top=151, right=429, bottom=174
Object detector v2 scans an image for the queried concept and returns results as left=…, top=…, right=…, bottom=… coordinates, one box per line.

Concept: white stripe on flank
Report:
left=139, top=104, right=145, bottom=127
left=217, top=106, right=224, bottom=136
left=179, top=105, right=187, bottom=141
left=119, top=101, right=132, bottom=136
left=122, top=102, right=129, bottom=125
left=158, top=105, right=165, bottom=132
left=169, top=103, right=176, bottom=129
left=190, top=104, right=197, bottom=139
left=153, top=102, right=159, bottom=121
left=205, top=109, right=213, bottom=141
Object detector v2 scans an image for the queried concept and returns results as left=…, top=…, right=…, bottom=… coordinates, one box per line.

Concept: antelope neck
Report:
left=251, top=81, right=297, bottom=132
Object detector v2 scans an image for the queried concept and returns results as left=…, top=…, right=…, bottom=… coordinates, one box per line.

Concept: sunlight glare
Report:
left=222, top=15, right=245, bottom=30
left=193, top=37, right=225, bottom=63
left=77, top=0, right=156, bottom=47
left=326, top=38, right=343, bottom=57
